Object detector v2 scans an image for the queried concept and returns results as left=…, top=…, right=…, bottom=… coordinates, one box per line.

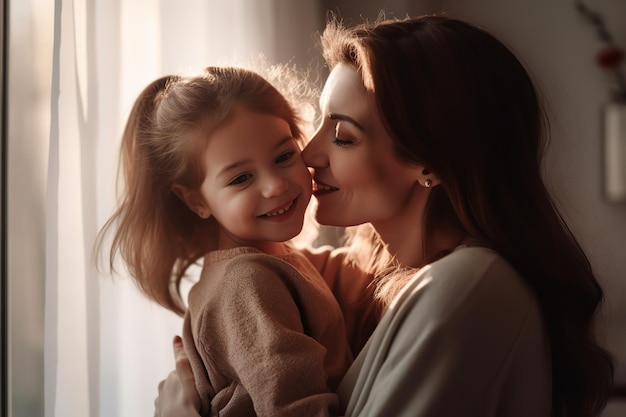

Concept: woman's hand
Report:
left=154, top=336, right=202, bottom=417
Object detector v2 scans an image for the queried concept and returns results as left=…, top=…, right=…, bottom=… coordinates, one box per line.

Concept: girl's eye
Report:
left=276, top=151, right=294, bottom=163
left=332, top=137, right=354, bottom=147
left=229, top=173, right=252, bottom=185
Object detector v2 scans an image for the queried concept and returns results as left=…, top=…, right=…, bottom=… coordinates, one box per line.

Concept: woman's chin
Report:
left=313, top=209, right=335, bottom=226
left=314, top=211, right=358, bottom=228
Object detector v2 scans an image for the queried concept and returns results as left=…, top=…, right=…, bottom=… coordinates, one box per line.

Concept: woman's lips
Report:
left=312, top=180, right=338, bottom=195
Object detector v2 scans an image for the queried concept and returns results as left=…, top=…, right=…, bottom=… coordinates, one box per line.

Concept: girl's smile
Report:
left=258, top=196, right=299, bottom=221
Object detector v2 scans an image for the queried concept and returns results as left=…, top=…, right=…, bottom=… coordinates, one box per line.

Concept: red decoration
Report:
left=576, top=1, right=626, bottom=101
left=597, top=47, right=625, bottom=69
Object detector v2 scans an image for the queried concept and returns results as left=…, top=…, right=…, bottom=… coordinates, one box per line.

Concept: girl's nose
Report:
left=261, top=172, right=289, bottom=198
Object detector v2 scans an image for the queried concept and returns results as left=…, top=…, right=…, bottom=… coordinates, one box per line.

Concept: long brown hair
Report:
left=321, top=13, right=614, bottom=417
left=96, top=65, right=317, bottom=315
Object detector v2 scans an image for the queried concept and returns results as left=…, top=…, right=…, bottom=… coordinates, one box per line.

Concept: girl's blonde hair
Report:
left=97, top=64, right=319, bottom=315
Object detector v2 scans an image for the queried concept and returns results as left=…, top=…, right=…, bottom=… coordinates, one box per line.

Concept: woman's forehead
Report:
left=320, top=64, right=372, bottom=117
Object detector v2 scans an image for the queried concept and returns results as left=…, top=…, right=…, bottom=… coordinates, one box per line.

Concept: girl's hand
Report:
left=154, top=336, right=202, bottom=417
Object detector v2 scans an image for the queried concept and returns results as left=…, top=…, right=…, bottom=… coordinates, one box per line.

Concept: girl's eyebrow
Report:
left=328, top=113, right=364, bottom=131
left=272, top=136, right=295, bottom=150
left=216, top=160, right=248, bottom=179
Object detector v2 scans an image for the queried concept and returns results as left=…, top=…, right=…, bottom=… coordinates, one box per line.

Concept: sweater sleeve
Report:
left=196, top=257, right=338, bottom=417
left=300, top=246, right=380, bottom=356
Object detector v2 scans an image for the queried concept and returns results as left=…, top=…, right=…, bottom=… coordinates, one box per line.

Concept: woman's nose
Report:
left=301, top=131, right=328, bottom=168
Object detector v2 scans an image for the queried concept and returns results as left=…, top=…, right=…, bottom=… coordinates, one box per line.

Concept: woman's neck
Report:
left=371, top=188, right=466, bottom=268
left=375, top=222, right=466, bottom=268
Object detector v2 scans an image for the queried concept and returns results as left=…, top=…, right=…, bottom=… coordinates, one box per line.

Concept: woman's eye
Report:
left=332, top=137, right=354, bottom=147
left=229, top=173, right=252, bottom=185
left=333, top=123, right=355, bottom=147
left=276, top=151, right=294, bottom=163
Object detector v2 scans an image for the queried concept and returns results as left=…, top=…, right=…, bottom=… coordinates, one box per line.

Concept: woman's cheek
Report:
left=333, top=153, right=377, bottom=187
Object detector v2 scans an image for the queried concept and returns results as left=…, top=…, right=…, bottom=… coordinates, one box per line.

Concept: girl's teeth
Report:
left=266, top=201, right=292, bottom=216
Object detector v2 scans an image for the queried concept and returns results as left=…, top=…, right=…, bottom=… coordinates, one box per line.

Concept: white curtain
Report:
left=32, top=0, right=321, bottom=416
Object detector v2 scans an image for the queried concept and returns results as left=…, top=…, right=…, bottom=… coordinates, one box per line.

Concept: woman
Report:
left=154, top=14, right=614, bottom=417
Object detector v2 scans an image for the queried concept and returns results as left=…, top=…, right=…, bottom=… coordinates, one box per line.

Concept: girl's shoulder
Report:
left=189, top=248, right=308, bottom=311
left=203, top=247, right=297, bottom=280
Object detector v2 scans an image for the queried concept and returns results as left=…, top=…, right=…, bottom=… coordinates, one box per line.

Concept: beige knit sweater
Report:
left=182, top=246, right=363, bottom=417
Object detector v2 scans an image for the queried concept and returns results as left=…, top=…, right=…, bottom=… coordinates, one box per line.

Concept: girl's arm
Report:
left=300, top=245, right=381, bottom=355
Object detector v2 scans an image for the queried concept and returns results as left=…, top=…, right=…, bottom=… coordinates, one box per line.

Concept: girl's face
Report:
left=189, top=106, right=312, bottom=249
left=302, top=64, right=421, bottom=228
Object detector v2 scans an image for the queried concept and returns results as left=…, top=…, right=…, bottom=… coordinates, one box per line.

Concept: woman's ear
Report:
left=171, top=184, right=211, bottom=219
left=416, top=166, right=441, bottom=188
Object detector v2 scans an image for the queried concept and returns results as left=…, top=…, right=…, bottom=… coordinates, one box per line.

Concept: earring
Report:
left=424, top=179, right=432, bottom=188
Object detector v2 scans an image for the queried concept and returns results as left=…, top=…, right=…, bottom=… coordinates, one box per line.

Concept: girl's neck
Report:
left=217, top=229, right=290, bottom=257
left=254, top=241, right=291, bottom=256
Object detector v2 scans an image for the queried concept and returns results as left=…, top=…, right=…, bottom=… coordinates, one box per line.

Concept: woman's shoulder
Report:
left=343, top=247, right=551, bottom=416
left=393, top=246, right=539, bottom=330
left=432, top=245, right=506, bottom=276
left=427, top=246, right=526, bottom=296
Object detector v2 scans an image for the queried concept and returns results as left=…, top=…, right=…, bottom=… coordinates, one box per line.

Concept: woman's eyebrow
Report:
left=328, top=113, right=364, bottom=131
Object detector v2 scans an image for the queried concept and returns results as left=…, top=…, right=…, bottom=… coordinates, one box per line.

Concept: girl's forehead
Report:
left=201, top=109, right=294, bottom=168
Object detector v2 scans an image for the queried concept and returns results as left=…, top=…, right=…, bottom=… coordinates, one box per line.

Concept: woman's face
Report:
left=302, top=64, right=421, bottom=228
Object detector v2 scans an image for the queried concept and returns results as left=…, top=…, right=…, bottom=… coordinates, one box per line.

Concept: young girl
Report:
left=97, top=65, right=360, bottom=417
